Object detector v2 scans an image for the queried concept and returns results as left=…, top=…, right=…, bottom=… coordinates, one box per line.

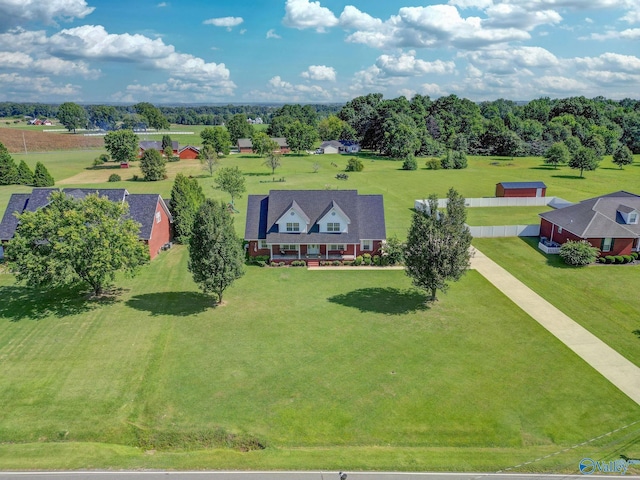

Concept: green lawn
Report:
left=0, top=247, right=639, bottom=471
left=473, top=237, right=640, bottom=367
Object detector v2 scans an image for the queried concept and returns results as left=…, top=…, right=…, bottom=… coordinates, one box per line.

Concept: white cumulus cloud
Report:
left=266, top=29, right=281, bottom=39
left=300, top=65, right=336, bottom=81
left=376, top=51, right=455, bottom=76
left=0, top=0, right=94, bottom=32
left=203, top=17, right=244, bottom=30
left=283, top=0, right=339, bottom=32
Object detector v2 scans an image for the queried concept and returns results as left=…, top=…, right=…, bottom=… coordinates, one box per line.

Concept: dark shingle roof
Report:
left=245, top=190, right=386, bottom=244
left=140, top=141, right=178, bottom=151
left=539, top=191, right=640, bottom=238
left=125, top=194, right=170, bottom=240
left=0, top=189, right=171, bottom=242
left=498, top=181, right=547, bottom=189
left=0, top=193, right=31, bottom=241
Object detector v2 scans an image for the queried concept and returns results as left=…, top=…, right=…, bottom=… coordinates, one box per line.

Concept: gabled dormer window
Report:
left=327, top=222, right=340, bottom=232
left=617, top=205, right=639, bottom=225
left=286, top=222, right=300, bottom=232
left=629, top=212, right=638, bottom=224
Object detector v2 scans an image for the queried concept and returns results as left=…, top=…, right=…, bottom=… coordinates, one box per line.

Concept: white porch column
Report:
left=326, top=245, right=329, bottom=260
left=269, top=244, right=273, bottom=259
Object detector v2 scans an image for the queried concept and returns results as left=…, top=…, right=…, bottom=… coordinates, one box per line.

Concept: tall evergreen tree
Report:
left=170, top=173, right=205, bottom=243
left=16, top=160, right=34, bottom=185
left=404, top=188, right=472, bottom=301
left=0, top=142, right=18, bottom=185
left=188, top=199, right=245, bottom=305
left=33, top=162, right=54, bottom=187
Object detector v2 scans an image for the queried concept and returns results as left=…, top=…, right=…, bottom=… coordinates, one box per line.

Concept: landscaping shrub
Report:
left=559, top=240, right=599, bottom=266
left=331, top=260, right=342, bottom=266
left=270, top=261, right=278, bottom=267
left=605, top=255, right=615, bottom=264
left=425, top=158, right=441, bottom=170
left=108, top=174, right=121, bottom=182
left=631, top=252, right=639, bottom=260
left=291, top=260, right=306, bottom=267
left=354, top=255, right=363, bottom=266
left=402, top=156, right=417, bottom=170
left=623, top=255, right=633, bottom=263
left=345, top=157, right=364, bottom=172
left=343, top=261, right=353, bottom=266
left=278, top=262, right=285, bottom=267
left=597, top=257, right=606, bottom=263
left=380, top=235, right=405, bottom=265
left=373, top=255, right=381, bottom=266
left=363, top=253, right=372, bottom=265
left=336, top=173, right=349, bottom=180
left=132, top=174, right=139, bottom=181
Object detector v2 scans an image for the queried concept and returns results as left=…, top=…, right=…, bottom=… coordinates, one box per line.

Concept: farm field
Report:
left=472, top=237, right=640, bottom=367
left=0, top=247, right=638, bottom=471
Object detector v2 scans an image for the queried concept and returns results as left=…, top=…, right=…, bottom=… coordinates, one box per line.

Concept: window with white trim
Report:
left=155, top=211, right=161, bottom=223
left=280, top=244, right=298, bottom=251
left=286, top=222, right=300, bottom=232
left=329, top=244, right=345, bottom=251
left=558, top=226, right=563, bottom=234
left=259, top=240, right=268, bottom=249
left=361, top=240, right=372, bottom=250
left=629, top=212, right=638, bottom=224
left=327, top=222, right=340, bottom=232
left=601, top=238, right=613, bottom=252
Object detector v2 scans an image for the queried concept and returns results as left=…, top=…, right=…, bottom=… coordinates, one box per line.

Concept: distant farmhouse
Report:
left=237, top=137, right=290, bottom=154
left=0, top=188, right=173, bottom=259
left=138, top=141, right=200, bottom=160
left=316, top=140, right=361, bottom=155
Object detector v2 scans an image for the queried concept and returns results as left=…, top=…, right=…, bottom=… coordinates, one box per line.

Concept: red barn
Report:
left=178, top=145, right=200, bottom=159
left=496, top=181, right=546, bottom=197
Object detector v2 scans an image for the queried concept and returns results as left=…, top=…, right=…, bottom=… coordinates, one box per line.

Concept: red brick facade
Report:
left=248, top=240, right=383, bottom=263
left=496, top=185, right=546, bottom=197
left=540, top=218, right=637, bottom=256
left=146, top=200, right=172, bottom=259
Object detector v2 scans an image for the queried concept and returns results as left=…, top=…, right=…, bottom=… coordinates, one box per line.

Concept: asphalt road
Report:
left=1, top=472, right=640, bottom=480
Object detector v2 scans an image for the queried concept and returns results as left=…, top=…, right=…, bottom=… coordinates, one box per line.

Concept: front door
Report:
left=308, top=244, right=319, bottom=255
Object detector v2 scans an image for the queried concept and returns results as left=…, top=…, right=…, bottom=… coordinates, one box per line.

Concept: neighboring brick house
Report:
left=138, top=141, right=179, bottom=158
left=496, top=181, right=546, bottom=197
left=245, top=189, right=386, bottom=264
left=0, top=188, right=173, bottom=260
left=237, top=137, right=291, bottom=154
left=539, top=191, right=640, bottom=256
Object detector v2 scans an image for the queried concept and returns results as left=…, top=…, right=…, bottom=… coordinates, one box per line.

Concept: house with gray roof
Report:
left=539, top=191, right=640, bottom=256
left=237, top=137, right=290, bottom=154
left=138, top=140, right=179, bottom=158
left=0, top=188, right=173, bottom=260
left=245, top=189, right=386, bottom=264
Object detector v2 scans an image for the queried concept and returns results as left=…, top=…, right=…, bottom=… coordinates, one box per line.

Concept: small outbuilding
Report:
left=496, top=181, right=546, bottom=198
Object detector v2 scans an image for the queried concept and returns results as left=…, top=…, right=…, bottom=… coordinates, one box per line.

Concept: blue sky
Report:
left=0, top=0, right=639, bottom=104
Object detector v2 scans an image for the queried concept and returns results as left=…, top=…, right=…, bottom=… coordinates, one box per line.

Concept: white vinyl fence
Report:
left=415, top=196, right=572, bottom=211
left=467, top=224, right=540, bottom=238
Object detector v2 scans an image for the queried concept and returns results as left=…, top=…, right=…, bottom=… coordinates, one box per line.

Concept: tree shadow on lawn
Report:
left=529, top=165, right=560, bottom=170
left=126, top=291, right=213, bottom=317
left=0, top=284, right=118, bottom=322
left=551, top=174, right=586, bottom=180
left=328, top=287, right=430, bottom=315
left=633, top=329, right=640, bottom=339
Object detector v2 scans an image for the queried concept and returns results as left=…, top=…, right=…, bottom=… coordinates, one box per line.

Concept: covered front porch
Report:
left=268, top=242, right=358, bottom=262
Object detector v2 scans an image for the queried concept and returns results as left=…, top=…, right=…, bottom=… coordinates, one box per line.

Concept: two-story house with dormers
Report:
left=539, top=190, right=640, bottom=256
left=245, top=190, right=386, bottom=264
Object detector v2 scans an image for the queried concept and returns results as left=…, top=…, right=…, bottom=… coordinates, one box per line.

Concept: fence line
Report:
left=467, top=224, right=540, bottom=238
left=415, top=196, right=572, bottom=210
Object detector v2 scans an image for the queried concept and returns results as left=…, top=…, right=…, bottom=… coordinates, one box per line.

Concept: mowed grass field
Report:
left=0, top=247, right=638, bottom=471
left=1, top=134, right=640, bottom=471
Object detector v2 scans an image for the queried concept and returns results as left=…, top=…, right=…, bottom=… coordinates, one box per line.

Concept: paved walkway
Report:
left=471, top=247, right=640, bottom=406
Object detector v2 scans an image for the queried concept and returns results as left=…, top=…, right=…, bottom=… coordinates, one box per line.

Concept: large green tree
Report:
left=16, top=160, right=34, bottom=185
left=33, top=162, right=54, bottom=187
left=134, top=102, right=170, bottom=130
left=568, top=146, right=600, bottom=177
left=188, top=199, right=245, bottom=304
left=170, top=173, right=206, bottom=244
left=226, top=114, right=254, bottom=145
left=544, top=142, right=571, bottom=169
left=7, top=192, right=148, bottom=296
left=0, top=142, right=18, bottom=185
left=285, top=120, right=318, bottom=153
left=139, top=149, right=167, bottom=181
left=57, top=102, right=88, bottom=133
left=404, top=188, right=472, bottom=301
left=104, top=129, right=139, bottom=164
left=612, top=144, right=634, bottom=169
left=215, top=166, right=246, bottom=205
left=200, top=126, right=230, bottom=155
left=251, top=132, right=278, bottom=157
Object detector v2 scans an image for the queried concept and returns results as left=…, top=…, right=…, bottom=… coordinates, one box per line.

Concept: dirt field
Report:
left=0, top=127, right=104, bottom=153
